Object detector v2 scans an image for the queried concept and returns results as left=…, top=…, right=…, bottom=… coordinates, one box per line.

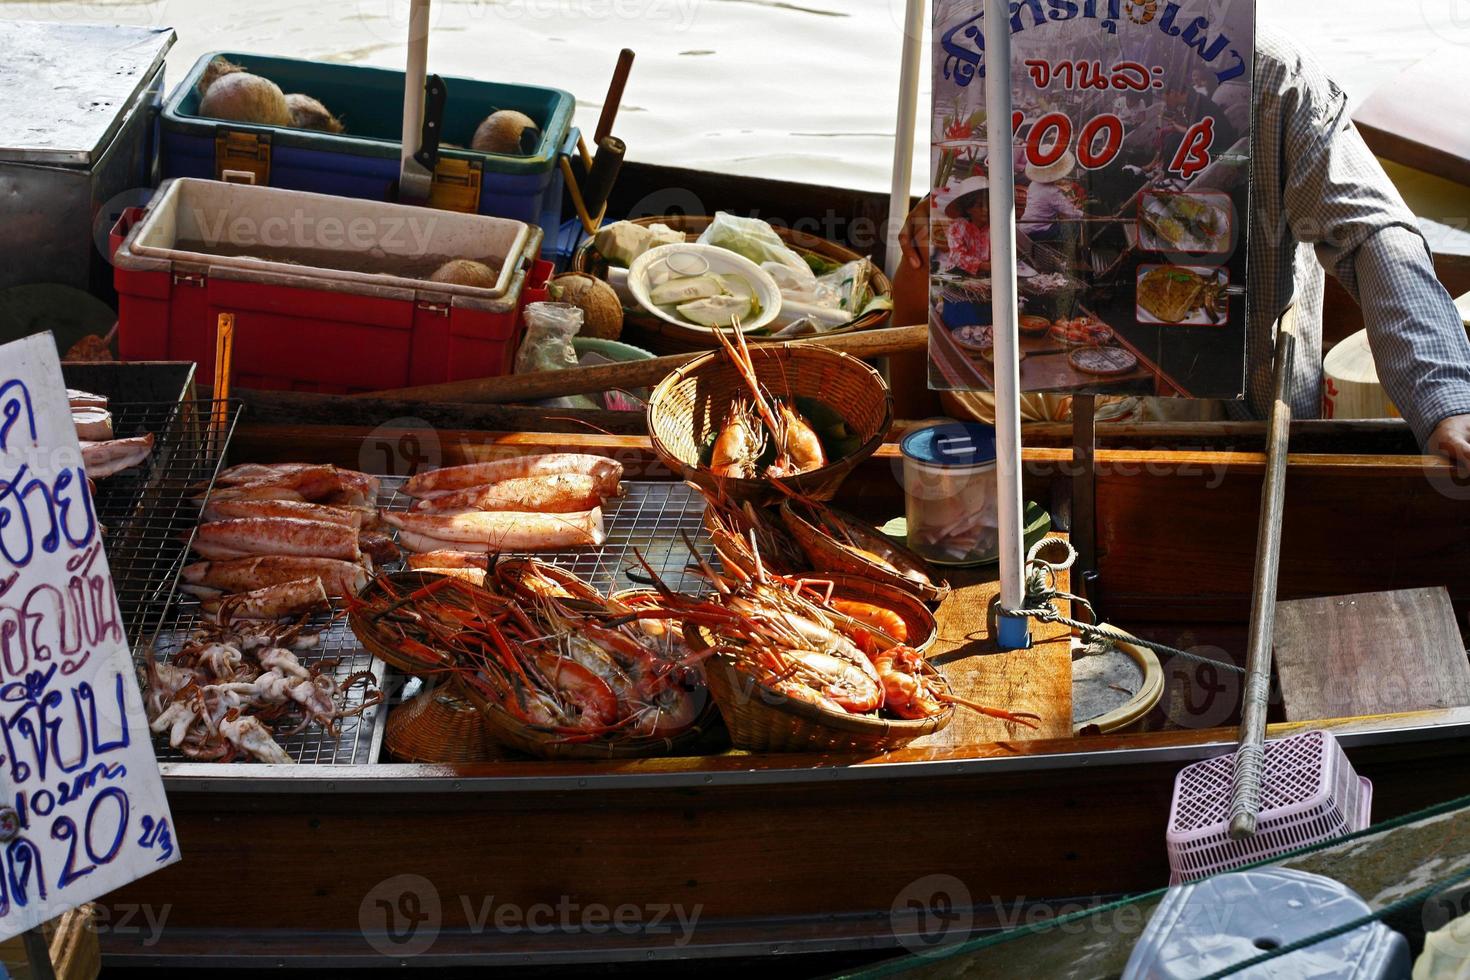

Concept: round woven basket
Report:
left=385, top=686, right=506, bottom=763
left=648, top=343, right=893, bottom=504
left=573, top=214, right=893, bottom=353
left=781, top=500, right=950, bottom=603
left=791, top=571, right=938, bottom=653
left=687, top=625, right=952, bottom=754
left=457, top=671, right=724, bottom=760
left=701, top=498, right=806, bottom=580
left=348, top=571, right=470, bottom=678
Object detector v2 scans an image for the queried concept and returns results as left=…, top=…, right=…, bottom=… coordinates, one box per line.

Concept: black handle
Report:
left=413, top=74, right=448, bottom=171
left=580, top=136, right=627, bottom=218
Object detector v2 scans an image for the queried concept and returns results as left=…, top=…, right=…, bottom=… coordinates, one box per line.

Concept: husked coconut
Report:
left=199, top=71, right=292, bottom=127
left=286, top=94, right=345, bottom=133
left=472, top=110, right=539, bottom=154
left=548, top=273, right=623, bottom=340
left=429, top=259, right=499, bottom=289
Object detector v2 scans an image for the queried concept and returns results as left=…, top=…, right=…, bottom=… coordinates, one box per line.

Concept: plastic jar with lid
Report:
left=899, top=420, right=999, bottom=565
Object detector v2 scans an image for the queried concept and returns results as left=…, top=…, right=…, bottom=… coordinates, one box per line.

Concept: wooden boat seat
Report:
left=1274, top=587, right=1470, bottom=721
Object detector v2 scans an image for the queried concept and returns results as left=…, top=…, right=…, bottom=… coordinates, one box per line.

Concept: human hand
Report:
left=900, top=195, right=932, bottom=270
left=1429, top=414, right=1470, bottom=476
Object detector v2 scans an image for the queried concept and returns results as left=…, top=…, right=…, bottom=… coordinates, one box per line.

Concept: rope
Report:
left=1005, top=546, right=1247, bottom=676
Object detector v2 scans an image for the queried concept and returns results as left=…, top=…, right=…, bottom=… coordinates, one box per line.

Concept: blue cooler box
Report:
left=159, top=52, right=576, bottom=252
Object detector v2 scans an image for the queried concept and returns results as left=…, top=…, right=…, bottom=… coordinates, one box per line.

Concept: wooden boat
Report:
left=94, top=163, right=1470, bottom=969
left=863, top=793, right=1470, bottom=977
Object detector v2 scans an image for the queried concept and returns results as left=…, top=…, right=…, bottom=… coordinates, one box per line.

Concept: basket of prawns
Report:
left=347, top=562, right=723, bottom=760
left=647, top=329, right=892, bottom=504
left=664, top=544, right=1038, bottom=754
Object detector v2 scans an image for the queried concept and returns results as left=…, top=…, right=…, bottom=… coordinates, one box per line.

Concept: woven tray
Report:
left=689, top=625, right=951, bottom=754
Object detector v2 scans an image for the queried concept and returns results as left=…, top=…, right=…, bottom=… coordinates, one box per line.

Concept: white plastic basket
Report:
left=1166, top=730, right=1372, bottom=884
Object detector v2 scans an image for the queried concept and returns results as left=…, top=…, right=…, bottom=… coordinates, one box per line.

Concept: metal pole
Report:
left=1229, top=313, right=1298, bottom=839
left=884, top=0, right=926, bottom=279
left=399, top=0, right=433, bottom=203
left=982, top=0, right=1030, bottom=651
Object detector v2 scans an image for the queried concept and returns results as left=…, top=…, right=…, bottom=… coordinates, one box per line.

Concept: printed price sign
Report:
left=0, top=334, right=178, bottom=942
left=929, top=0, right=1255, bottom=401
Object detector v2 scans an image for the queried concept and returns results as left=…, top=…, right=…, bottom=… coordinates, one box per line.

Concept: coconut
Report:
left=286, top=94, right=345, bottom=134
left=197, top=56, right=245, bottom=96
left=472, top=110, right=539, bottom=155
left=199, top=72, right=292, bottom=127
left=549, top=273, right=624, bottom=340
left=429, top=259, right=499, bottom=289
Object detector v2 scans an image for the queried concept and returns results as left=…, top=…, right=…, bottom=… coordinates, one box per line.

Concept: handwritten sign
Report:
left=0, top=334, right=178, bottom=942
left=929, top=0, right=1255, bottom=400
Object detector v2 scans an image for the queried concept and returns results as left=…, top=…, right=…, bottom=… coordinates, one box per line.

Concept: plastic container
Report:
left=899, top=420, right=1000, bottom=565
left=1123, top=867, right=1410, bottom=979
left=113, top=178, right=548, bottom=393
left=160, top=52, right=576, bottom=251
left=1166, top=730, right=1373, bottom=884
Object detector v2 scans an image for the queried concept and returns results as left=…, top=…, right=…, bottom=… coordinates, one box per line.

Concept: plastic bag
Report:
left=515, top=302, right=599, bottom=410
left=698, top=212, right=819, bottom=297
left=816, top=258, right=874, bottom=312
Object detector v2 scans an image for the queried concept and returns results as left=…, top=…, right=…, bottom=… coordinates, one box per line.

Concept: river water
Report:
left=8, top=0, right=1467, bottom=193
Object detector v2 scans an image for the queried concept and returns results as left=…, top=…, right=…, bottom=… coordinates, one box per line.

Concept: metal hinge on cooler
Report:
left=416, top=300, right=450, bottom=317
left=172, top=271, right=206, bottom=287
left=427, top=157, right=482, bottom=213
left=215, top=130, right=272, bottom=185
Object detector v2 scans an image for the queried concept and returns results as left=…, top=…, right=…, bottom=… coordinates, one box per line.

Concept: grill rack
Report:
left=378, top=477, right=715, bottom=596
left=97, top=398, right=241, bottom=636
left=140, top=479, right=713, bottom=767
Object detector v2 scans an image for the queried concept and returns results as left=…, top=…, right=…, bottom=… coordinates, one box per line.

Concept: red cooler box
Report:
left=113, top=178, right=549, bottom=392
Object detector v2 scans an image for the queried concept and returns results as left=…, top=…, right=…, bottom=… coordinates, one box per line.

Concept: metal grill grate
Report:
left=146, top=607, right=388, bottom=766
left=98, top=398, right=241, bottom=637
left=378, top=478, right=715, bottom=595
left=139, top=479, right=712, bottom=766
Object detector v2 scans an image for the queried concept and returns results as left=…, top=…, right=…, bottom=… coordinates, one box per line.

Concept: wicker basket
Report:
left=781, top=499, right=950, bottom=603
left=701, top=497, right=806, bottom=579
left=458, top=672, right=724, bottom=760
left=648, top=342, right=893, bottom=504
left=573, top=214, right=893, bottom=353
left=688, top=625, right=951, bottom=753
left=348, top=571, right=469, bottom=678
left=792, top=571, right=939, bottom=653
left=385, top=686, right=505, bottom=763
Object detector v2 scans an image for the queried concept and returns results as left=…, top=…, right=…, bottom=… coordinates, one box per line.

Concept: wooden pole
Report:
left=22, top=926, right=55, bottom=980
left=984, top=0, right=1030, bottom=651
left=355, top=324, right=930, bottom=404
left=1229, top=315, right=1298, bottom=839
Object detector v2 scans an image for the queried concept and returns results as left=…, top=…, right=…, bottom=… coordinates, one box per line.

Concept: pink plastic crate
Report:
left=1166, top=730, right=1372, bottom=884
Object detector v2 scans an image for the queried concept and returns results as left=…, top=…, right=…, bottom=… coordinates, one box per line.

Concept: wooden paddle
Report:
left=354, top=324, right=929, bottom=405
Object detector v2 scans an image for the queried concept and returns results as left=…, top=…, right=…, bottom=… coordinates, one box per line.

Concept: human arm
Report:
left=1279, top=63, right=1470, bottom=450
left=900, top=195, right=931, bottom=270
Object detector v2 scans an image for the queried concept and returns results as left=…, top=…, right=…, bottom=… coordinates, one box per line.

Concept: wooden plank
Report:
left=915, top=536, right=1074, bottom=744
left=1273, top=587, right=1470, bottom=721
left=358, top=324, right=929, bottom=403
left=1353, top=47, right=1470, bottom=188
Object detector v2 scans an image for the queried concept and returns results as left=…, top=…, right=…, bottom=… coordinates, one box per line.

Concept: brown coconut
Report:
left=549, top=272, right=624, bottom=340
left=199, top=72, right=292, bottom=127
left=197, top=56, right=245, bottom=96
left=472, top=110, right=538, bottom=155
left=429, top=259, right=500, bottom=289
left=286, top=94, right=345, bottom=134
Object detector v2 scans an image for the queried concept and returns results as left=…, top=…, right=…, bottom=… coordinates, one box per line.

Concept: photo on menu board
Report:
left=928, top=0, right=1255, bottom=400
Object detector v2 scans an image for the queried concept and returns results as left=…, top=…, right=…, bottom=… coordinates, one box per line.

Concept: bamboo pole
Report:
left=355, top=324, right=929, bottom=404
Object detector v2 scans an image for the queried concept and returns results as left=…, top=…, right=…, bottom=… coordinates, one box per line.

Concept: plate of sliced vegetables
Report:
left=628, top=243, right=783, bottom=334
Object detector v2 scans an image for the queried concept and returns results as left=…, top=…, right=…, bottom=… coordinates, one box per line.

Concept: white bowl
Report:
left=627, top=243, right=783, bottom=334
